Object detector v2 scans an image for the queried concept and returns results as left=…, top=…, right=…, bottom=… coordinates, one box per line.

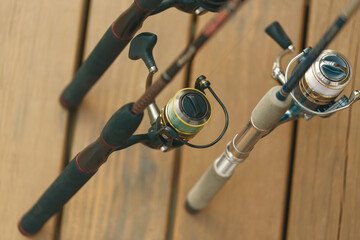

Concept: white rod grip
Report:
left=251, top=86, right=292, bottom=131
left=186, top=161, right=231, bottom=212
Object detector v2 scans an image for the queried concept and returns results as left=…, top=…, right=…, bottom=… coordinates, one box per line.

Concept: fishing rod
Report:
left=186, top=0, right=360, bottom=212
left=18, top=0, right=247, bottom=236
left=60, top=0, right=228, bottom=109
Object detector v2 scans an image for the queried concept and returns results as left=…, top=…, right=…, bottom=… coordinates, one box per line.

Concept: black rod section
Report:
left=60, top=0, right=162, bottom=109
left=19, top=103, right=143, bottom=235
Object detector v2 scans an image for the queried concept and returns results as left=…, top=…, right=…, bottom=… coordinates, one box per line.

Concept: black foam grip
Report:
left=135, top=0, right=163, bottom=11
left=19, top=157, right=94, bottom=235
left=265, top=21, right=292, bottom=50
left=102, top=103, right=144, bottom=147
left=60, top=26, right=130, bottom=109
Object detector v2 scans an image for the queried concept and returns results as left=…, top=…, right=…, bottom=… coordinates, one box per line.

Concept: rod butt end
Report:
left=18, top=220, right=35, bottom=237
left=185, top=201, right=200, bottom=214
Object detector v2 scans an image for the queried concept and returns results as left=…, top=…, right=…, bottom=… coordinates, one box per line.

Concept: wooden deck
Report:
left=0, top=0, right=359, bottom=239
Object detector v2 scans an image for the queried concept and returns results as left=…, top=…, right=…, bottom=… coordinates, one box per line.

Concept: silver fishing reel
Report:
left=273, top=48, right=359, bottom=122
left=295, top=50, right=352, bottom=109
left=265, top=21, right=359, bottom=122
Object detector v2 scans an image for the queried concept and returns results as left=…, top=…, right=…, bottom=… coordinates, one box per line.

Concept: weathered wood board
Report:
left=172, top=1, right=305, bottom=239
left=3, top=1, right=360, bottom=239
left=0, top=0, right=83, bottom=239
left=287, top=1, right=360, bottom=240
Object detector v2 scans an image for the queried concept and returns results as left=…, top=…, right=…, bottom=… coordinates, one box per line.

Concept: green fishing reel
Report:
left=162, top=87, right=212, bottom=140
left=152, top=75, right=228, bottom=151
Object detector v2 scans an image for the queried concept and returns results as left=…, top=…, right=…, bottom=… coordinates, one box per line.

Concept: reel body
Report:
left=113, top=76, right=226, bottom=153
left=163, top=88, right=211, bottom=139
left=146, top=87, right=212, bottom=151
left=273, top=48, right=358, bottom=124
left=293, top=50, right=352, bottom=111
left=266, top=21, right=359, bottom=124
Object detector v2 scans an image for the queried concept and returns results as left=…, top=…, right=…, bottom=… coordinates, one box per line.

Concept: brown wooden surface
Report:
left=172, top=1, right=305, bottom=239
left=0, top=0, right=83, bottom=239
left=2, top=1, right=360, bottom=240
left=59, top=1, right=190, bottom=239
left=340, top=44, right=360, bottom=240
left=287, top=1, right=360, bottom=239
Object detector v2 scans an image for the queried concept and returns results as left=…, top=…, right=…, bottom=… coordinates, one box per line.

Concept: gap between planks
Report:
left=54, top=0, right=92, bottom=239
left=281, top=0, right=310, bottom=239
left=165, top=13, right=198, bottom=240
left=336, top=26, right=360, bottom=240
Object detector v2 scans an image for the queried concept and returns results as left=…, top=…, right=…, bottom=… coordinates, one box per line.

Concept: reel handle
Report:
left=265, top=21, right=293, bottom=50
left=19, top=103, right=143, bottom=235
left=129, top=32, right=158, bottom=72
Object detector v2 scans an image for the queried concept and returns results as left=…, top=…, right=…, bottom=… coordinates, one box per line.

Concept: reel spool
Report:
left=160, top=88, right=212, bottom=141
left=293, top=50, right=352, bottom=111
left=151, top=75, right=228, bottom=151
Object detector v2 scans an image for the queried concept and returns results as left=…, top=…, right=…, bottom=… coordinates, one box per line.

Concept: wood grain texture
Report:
left=339, top=37, right=360, bottom=240
left=59, top=1, right=190, bottom=239
left=286, top=1, right=360, bottom=239
left=172, top=1, right=305, bottom=239
left=0, top=0, right=83, bottom=239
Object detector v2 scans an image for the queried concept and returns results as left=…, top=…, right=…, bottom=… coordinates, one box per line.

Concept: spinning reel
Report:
left=267, top=22, right=360, bottom=124
left=120, top=32, right=228, bottom=152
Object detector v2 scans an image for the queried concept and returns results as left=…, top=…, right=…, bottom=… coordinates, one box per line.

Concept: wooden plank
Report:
left=286, top=1, right=360, bottom=239
left=340, top=35, right=360, bottom=240
left=0, top=0, right=83, bottom=239
left=172, top=1, right=305, bottom=239
left=59, top=1, right=190, bottom=239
